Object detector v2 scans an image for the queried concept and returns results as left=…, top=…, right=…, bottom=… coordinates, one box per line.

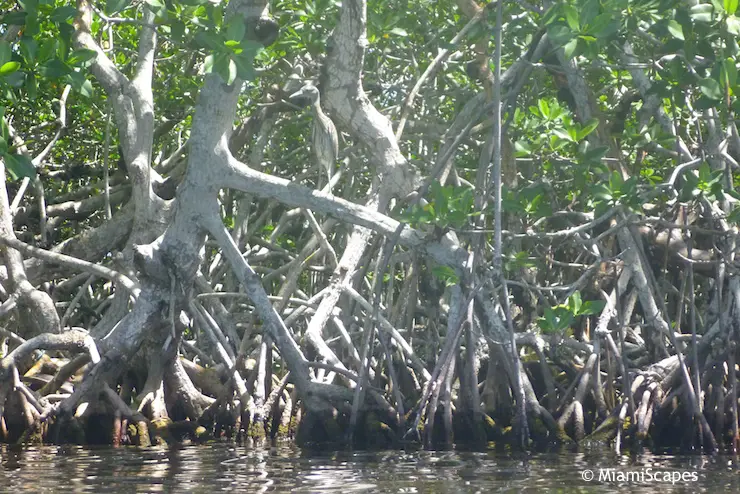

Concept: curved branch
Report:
left=0, top=236, right=140, bottom=297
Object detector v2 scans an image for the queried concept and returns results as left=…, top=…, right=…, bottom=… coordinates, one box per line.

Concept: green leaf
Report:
left=106, top=0, right=131, bottom=14
left=1, top=11, right=28, bottom=25
left=431, top=265, right=459, bottom=288
left=19, top=36, right=38, bottom=64
left=548, top=24, right=574, bottom=46
left=145, top=0, right=166, bottom=10
left=580, top=0, right=599, bottom=26
left=582, top=145, right=609, bottom=163
left=50, top=6, right=78, bottom=23
left=25, top=72, right=37, bottom=100
left=169, top=19, right=186, bottom=42
left=726, top=0, right=738, bottom=14
left=579, top=300, right=606, bottom=315
left=729, top=15, right=740, bottom=34
left=514, top=140, right=533, bottom=155
left=552, top=127, right=572, bottom=141
left=38, top=58, right=71, bottom=78
left=587, top=14, right=619, bottom=39
left=213, top=54, right=237, bottom=85
left=538, top=306, right=574, bottom=334
left=578, top=119, right=599, bottom=140
left=67, top=71, right=94, bottom=97
left=211, top=4, right=224, bottom=27
left=66, top=48, right=97, bottom=67
left=0, top=61, right=20, bottom=76
left=593, top=186, right=613, bottom=202
left=666, top=20, right=684, bottom=40
left=55, top=37, right=70, bottom=62
left=690, top=3, right=715, bottom=23
left=542, top=4, right=560, bottom=26
left=722, top=58, right=737, bottom=88
left=563, top=38, right=578, bottom=59
left=609, top=170, right=623, bottom=188
left=225, top=19, right=246, bottom=42
left=0, top=136, right=6, bottom=154
left=728, top=205, right=740, bottom=224
left=195, top=31, right=223, bottom=51
left=0, top=109, right=7, bottom=143
left=203, top=53, right=215, bottom=74
left=698, top=161, right=711, bottom=181
left=78, top=78, right=94, bottom=97
left=3, top=153, right=36, bottom=180
left=226, top=57, right=237, bottom=85
left=1, top=70, right=23, bottom=88
left=568, top=126, right=579, bottom=142
left=563, top=5, right=579, bottom=31
left=699, top=77, right=723, bottom=99
left=389, top=27, right=408, bottom=37
left=37, top=39, right=56, bottom=63
left=233, top=52, right=255, bottom=80
left=538, top=98, right=550, bottom=118
left=569, top=291, right=583, bottom=314
left=0, top=41, right=11, bottom=66
left=22, top=10, right=40, bottom=37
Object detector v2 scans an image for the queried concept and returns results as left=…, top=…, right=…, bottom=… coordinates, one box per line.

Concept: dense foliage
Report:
left=1, top=0, right=740, bottom=452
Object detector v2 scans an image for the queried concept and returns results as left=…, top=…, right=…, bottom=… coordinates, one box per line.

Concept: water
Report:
left=0, top=443, right=738, bottom=493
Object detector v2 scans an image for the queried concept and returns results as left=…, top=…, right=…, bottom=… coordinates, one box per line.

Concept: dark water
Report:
left=0, top=442, right=738, bottom=493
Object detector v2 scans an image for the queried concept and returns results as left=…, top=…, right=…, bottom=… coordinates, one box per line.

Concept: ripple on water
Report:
left=0, top=443, right=737, bottom=493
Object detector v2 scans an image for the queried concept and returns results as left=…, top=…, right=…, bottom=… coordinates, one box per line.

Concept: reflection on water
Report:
left=0, top=442, right=738, bottom=493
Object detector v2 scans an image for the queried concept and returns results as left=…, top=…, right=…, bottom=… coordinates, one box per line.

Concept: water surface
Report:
left=1, top=443, right=737, bottom=492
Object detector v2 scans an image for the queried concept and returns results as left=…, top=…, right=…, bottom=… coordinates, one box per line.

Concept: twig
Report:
left=395, top=9, right=489, bottom=139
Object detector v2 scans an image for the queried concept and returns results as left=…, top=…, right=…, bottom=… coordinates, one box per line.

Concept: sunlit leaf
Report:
left=727, top=15, right=740, bottom=35
left=666, top=20, right=684, bottom=40
left=563, top=5, right=579, bottom=31
left=552, top=127, right=572, bottom=141
left=145, top=0, right=166, bottom=10
left=203, top=53, right=215, bottom=74
left=538, top=98, right=550, bottom=118
left=689, top=3, right=715, bottom=23
left=563, top=38, right=578, bottom=59
left=568, top=291, right=583, bottom=314
left=0, top=61, right=20, bottom=76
